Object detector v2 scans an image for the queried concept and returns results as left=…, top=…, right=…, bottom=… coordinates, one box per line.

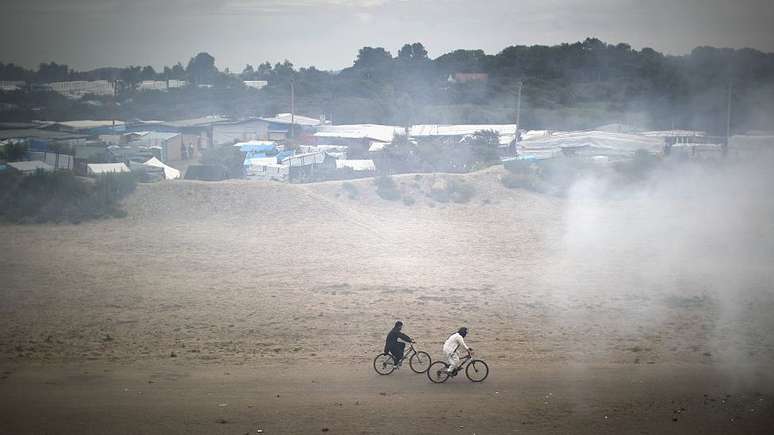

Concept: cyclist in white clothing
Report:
left=442, top=327, right=472, bottom=374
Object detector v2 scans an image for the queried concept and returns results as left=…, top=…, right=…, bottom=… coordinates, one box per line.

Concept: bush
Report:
left=402, top=195, right=416, bottom=206
left=341, top=181, right=359, bottom=199
left=0, top=142, right=28, bottom=161
left=447, top=179, right=475, bottom=203
left=374, top=175, right=401, bottom=201
left=502, top=172, right=535, bottom=189
left=0, top=170, right=136, bottom=224
left=430, top=178, right=475, bottom=203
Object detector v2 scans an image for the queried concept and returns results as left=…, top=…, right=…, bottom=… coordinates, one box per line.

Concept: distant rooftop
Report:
left=7, top=160, right=54, bottom=172
left=260, top=113, right=324, bottom=126
left=161, top=116, right=231, bottom=128
left=0, top=129, right=88, bottom=141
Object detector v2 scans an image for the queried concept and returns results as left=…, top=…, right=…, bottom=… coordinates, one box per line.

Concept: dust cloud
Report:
left=539, top=156, right=774, bottom=367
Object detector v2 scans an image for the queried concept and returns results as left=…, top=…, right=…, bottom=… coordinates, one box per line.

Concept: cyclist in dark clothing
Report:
left=384, top=321, right=414, bottom=366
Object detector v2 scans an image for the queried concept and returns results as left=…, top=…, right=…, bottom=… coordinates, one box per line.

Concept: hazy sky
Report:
left=1, top=0, right=773, bottom=72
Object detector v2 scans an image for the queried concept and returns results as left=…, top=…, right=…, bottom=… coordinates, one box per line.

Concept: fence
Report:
left=29, top=152, right=74, bottom=170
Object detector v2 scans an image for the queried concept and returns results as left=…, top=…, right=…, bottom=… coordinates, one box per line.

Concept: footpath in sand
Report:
left=2, top=167, right=774, bottom=433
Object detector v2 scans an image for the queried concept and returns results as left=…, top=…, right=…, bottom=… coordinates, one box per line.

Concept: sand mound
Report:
left=2, top=164, right=773, bottom=369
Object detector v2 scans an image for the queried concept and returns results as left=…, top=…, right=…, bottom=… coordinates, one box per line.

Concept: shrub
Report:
left=447, top=179, right=475, bottom=203
left=341, top=181, right=359, bottom=199
left=0, top=170, right=136, bottom=224
left=402, top=195, right=416, bottom=206
left=502, top=173, right=533, bottom=189
left=0, top=142, right=28, bottom=161
left=374, top=175, right=401, bottom=201
left=430, top=178, right=475, bottom=203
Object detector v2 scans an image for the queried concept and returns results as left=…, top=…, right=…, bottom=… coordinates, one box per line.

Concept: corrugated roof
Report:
left=409, top=124, right=517, bottom=137
left=130, top=131, right=181, bottom=142
left=315, top=124, right=403, bottom=143
left=55, top=120, right=125, bottom=130
left=162, top=116, right=231, bottom=128
left=280, top=151, right=327, bottom=166
left=260, top=113, right=322, bottom=126
left=7, top=161, right=54, bottom=172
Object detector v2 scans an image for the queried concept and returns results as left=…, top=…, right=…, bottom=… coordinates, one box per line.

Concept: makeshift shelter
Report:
left=7, top=160, right=54, bottom=174
left=245, top=163, right=289, bottom=181
left=128, top=161, right=165, bottom=182
left=335, top=159, right=376, bottom=172
left=143, top=157, right=181, bottom=180
left=87, top=163, right=130, bottom=176
left=518, top=130, right=663, bottom=159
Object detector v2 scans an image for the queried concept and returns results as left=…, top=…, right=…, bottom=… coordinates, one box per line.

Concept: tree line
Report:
left=1, top=39, right=773, bottom=133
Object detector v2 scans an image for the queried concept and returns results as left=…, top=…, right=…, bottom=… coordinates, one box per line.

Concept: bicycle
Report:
left=373, top=342, right=432, bottom=375
left=427, top=351, right=489, bottom=383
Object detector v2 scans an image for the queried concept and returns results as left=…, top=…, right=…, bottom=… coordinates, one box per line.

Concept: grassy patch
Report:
left=341, top=181, right=359, bottom=199
left=0, top=170, right=137, bottom=224
left=374, top=175, right=401, bottom=201
left=430, top=178, right=476, bottom=203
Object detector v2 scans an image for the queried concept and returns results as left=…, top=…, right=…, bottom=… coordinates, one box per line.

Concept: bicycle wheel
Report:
left=409, top=351, right=432, bottom=373
left=465, top=359, right=489, bottom=382
left=373, top=353, right=396, bottom=375
left=427, top=361, right=450, bottom=383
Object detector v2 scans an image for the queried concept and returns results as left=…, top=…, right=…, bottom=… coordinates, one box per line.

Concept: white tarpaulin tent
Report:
left=246, top=163, right=289, bottom=181
left=87, top=163, right=130, bottom=175
left=518, top=130, right=664, bottom=158
left=143, top=157, right=181, bottom=179
left=336, top=159, right=376, bottom=172
left=409, top=124, right=518, bottom=145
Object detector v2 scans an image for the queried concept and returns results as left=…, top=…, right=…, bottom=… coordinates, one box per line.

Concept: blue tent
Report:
left=275, top=150, right=295, bottom=163
left=235, top=141, right=277, bottom=154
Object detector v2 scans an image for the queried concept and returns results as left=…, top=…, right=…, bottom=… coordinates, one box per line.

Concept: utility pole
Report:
left=725, top=80, right=732, bottom=139
left=290, top=79, right=295, bottom=140
left=515, top=80, right=523, bottom=130
left=724, top=80, right=732, bottom=156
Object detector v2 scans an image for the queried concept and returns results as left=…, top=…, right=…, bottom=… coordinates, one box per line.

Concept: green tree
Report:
left=398, top=43, right=428, bottom=62
left=468, top=129, right=500, bottom=164
left=186, top=52, right=218, bottom=84
left=353, top=47, right=393, bottom=69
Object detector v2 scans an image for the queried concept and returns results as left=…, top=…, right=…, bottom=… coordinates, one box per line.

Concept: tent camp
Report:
left=143, top=157, right=181, bottom=180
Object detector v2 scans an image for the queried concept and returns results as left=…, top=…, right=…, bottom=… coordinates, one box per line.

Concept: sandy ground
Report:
left=1, top=363, right=773, bottom=434
left=1, top=166, right=774, bottom=433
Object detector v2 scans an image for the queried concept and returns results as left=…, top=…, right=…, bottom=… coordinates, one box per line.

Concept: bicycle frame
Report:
left=387, top=342, right=419, bottom=361
left=449, top=352, right=473, bottom=372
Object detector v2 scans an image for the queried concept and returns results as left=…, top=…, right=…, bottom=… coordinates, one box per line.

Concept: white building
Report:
left=45, top=80, right=116, bottom=98
left=244, top=80, right=268, bottom=90
left=0, top=81, right=25, bottom=91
